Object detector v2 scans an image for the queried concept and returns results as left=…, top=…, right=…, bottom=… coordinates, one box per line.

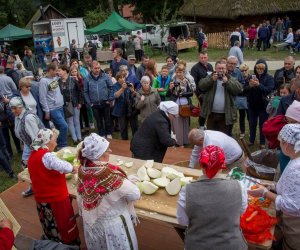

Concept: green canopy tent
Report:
left=85, top=11, right=145, bottom=35
left=0, top=24, right=32, bottom=41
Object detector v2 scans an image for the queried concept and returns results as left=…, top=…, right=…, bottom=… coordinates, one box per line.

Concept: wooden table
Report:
left=18, top=153, right=275, bottom=249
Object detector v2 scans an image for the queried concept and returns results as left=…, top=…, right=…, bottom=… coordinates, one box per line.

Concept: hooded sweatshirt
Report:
left=244, top=59, right=274, bottom=110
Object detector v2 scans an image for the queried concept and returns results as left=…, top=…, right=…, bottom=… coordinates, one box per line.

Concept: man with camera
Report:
left=198, top=61, right=242, bottom=136
left=274, top=56, right=295, bottom=91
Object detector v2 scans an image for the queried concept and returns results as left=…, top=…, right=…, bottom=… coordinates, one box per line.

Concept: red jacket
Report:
left=247, top=27, right=257, bottom=39
left=0, top=227, right=14, bottom=250
left=28, top=149, right=69, bottom=203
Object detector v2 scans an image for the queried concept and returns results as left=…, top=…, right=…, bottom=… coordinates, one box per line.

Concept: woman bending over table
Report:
left=177, top=145, right=248, bottom=250
left=27, top=128, right=80, bottom=245
left=77, top=133, right=140, bottom=250
left=249, top=123, right=300, bottom=250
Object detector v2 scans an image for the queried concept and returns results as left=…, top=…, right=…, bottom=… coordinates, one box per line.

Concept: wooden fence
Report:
left=206, top=31, right=231, bottom=49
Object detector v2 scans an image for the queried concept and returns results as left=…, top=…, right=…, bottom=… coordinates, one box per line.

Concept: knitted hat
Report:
left=285, top=100, right=300, bottom=123
left=279, top=124, right=300, bottom=153
left=81, top=133, right=109, bottom=161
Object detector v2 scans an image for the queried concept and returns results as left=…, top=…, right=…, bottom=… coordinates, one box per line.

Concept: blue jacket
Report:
left=83, top=71, right=114, bottom=107
left=126, top=74, right=141, bottom=90
left=277, top=92, right=298, bottom=115
left=112, top=83, right=132, bottom=117
left=110, top=58, right=128, bottom=77
left=244, top=59, right=274, bottom=110
left=258, top=26, right=269, bottom=39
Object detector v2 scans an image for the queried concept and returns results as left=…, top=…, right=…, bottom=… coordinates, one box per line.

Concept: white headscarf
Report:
left=81, top=133, right=109, bottom=161
left=279, top=124, right=300, bottom=153
left=31, top=128, right=59, bottom=150
left=158, top=101, right=179, bottom=117
left=9, top=97, right=24, bottom=108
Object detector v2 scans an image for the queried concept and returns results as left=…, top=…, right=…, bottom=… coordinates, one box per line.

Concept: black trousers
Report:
left=80, top=104, right=89, bottom=129
left=92, top=104, right=112, bottom=136
left=1, top=125, right=21, bottom=156
left=118, top=115, right=138, bottom=140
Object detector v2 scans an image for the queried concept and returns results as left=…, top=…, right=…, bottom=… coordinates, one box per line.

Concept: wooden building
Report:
left=179, top=0, right=300, bottom=33
left=25, top=4, right=66, bottom=29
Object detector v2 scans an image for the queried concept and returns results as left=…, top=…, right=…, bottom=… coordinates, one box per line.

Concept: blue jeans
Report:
left=50, top=107, right=68, bottom=148
left=22, top=144, right=32, bottom=161
left=248, top=107, right=268, bottom=145
left=67, top=107, right=82, bottom=141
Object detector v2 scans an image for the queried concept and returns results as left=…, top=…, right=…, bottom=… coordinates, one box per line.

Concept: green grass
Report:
left=144, top=45, right=298, bottom=63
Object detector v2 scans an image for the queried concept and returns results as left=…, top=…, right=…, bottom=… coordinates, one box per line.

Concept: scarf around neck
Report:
left=77, top=162, right=127, bottom=211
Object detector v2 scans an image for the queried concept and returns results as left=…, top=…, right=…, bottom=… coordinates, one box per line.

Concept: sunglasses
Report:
left=24, top=85, right=31, bottom=88
left=241, top=69, right=248, bottom=72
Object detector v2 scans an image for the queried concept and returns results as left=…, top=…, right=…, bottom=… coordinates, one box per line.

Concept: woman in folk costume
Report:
left=27, top=128, right=80, bottom=245
left=77, top=133, right=140, bottom=250
left=177, top=145, right=248, bottom=250
left=249, top=124, right=300, bottom=250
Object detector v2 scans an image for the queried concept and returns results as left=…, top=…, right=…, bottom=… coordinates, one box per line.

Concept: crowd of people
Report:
left=228, top=16, right=300, bottom=54
left=0, top=31, right=300, bottom=249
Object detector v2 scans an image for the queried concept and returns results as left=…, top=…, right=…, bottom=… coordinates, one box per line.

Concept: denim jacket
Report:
left=83, top=71, right=114, bottom=107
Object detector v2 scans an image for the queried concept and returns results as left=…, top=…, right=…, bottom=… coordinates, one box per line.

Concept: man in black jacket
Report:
left=190, top=52, right=213, bottom=127
left=274, top=56, right=295, bottom=91
left=131, top=101, right=178, bottom=163
left=5, top=59, right=20, bottom=88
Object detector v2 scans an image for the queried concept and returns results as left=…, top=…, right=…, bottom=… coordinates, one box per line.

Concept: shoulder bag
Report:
left=63, top=78, right=74, bottom=118
left=179, top=97, right=191, bottom=117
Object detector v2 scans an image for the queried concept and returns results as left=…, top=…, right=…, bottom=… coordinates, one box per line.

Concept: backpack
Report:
left=262, top=114, right=287, bottom=149
left=198, top=32, right=205, bottom=45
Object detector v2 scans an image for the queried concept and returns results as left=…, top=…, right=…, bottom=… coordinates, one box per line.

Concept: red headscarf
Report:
left=199, top=145, right=226, bottom=179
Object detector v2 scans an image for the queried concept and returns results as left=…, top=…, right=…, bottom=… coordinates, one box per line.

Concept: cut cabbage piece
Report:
left=124, top=162, right=133, bottom=168
left=166, top=178, right=181, bottom=195
left=136, top=182, right=144, bottom=193
left=180, top=177, right=193, bottom=186
left=142, top=181, right=159, bottom=195
left=144, top=160, right=154, bottom=169
left=137, top=166, right=150, bottom=181
left=147, top=168, right=161, bottom=179
left=161, top=167, right=184, bottom=180
left=73, top=159, right=80, bottom=167
left=152, top=177, right=170, bottom=187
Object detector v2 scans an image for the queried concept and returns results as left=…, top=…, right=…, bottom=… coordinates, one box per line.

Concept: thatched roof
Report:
left=179, top=0, right=300, bottom=19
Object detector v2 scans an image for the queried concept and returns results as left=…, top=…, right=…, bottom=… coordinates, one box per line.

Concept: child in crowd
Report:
left=152, top=65, right=171, bottom=101
left=266, top=83, right=291, bottom=117
left=104, top=68, right=117, bottom=84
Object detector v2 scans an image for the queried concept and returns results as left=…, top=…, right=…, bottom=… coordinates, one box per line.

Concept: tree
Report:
left=84, top=8, right=110, bottom=28
left=125, top=0, right=183, bottom=22
left=153, top=0, right=178, bottom=45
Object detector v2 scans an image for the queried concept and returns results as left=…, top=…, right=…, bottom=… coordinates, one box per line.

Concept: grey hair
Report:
left=227, top=55, right=238, bottom=62
left=119, top=65, right=128, bottom=71
left=234, top=40, right=240, bottom=47
left=141, top=75, right=150, bottom=84
left=188, top=128, right=205, bottom=144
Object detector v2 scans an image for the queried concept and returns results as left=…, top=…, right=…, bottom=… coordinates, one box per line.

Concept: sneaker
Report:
left=22, top=187, right=33, bottom=197
left=240, top=133, right=245, bottom=139
left=259, top=144, right=266, bottom=149
left=90, top=123, right=95, bottom=129
left=247, top=142, right=254, bottom=147
left=106, top=134, right=112, bottom=139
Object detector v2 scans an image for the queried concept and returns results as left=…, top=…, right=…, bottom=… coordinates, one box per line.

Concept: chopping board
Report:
left=109, top=155, right=202, bottom=218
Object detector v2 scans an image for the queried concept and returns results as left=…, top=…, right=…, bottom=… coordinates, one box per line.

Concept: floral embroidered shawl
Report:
left=77, top=162, right=127, bottom=210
